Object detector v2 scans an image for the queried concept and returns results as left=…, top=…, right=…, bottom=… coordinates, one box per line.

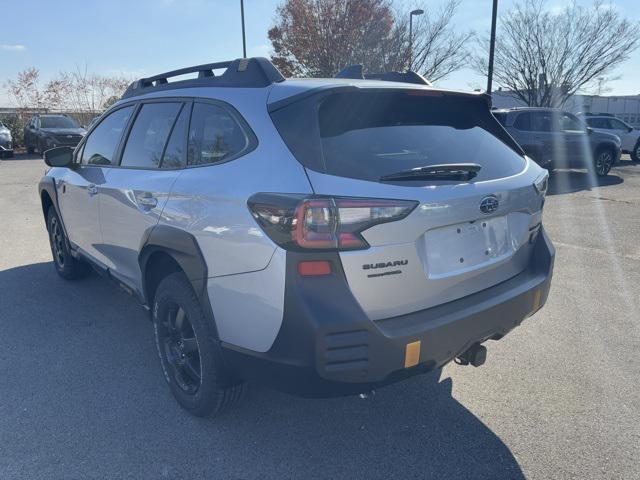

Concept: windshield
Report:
left=40, top=116, right=79, bottom=129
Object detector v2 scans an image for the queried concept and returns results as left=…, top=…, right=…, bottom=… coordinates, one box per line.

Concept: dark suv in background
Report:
left=493, top=108, right=621, bottom=176
left=24, top=114, right=86, bottom=154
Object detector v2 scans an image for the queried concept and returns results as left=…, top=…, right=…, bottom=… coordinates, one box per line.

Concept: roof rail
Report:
left=121, top=57, right=285, bottom=99
left=335, top=64, right=432, bottom=86
left=577, top=112, right=615, bottom=117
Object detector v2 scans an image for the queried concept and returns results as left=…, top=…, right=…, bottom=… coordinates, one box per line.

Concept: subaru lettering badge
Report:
left=479, top=195, right=499, bottom=214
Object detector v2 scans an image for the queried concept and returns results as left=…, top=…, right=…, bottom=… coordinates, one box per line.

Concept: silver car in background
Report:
left=0, top=121, right=13, bottom=158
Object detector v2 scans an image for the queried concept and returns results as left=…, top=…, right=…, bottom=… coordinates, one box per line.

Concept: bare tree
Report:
left=396, top=1, right=474, bottom=82
left=475, top=0, right=640, bottom=107
left=268, top=0, right=471, bottom=82
left=56, top=67, right=130, bottom=113
left=5, top=66, right=129, bottom=113
left=5, top=67, right=46, bottom=111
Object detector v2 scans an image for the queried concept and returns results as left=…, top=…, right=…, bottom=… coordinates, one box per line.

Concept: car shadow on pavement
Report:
left=0, top=261, right=525, bottom=480
left=0, top=152, right=43, bottom=162
left=547, top=169, right=623, bottom=196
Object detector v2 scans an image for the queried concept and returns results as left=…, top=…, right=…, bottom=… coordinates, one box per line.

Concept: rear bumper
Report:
left=221, top=228, right=555, bottom=397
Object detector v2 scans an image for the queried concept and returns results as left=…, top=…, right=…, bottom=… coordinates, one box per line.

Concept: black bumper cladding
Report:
left=222, top=229, right=555, bottom=398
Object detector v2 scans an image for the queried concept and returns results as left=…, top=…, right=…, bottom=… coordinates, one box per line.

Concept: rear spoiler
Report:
left=268, top=84, right=491, bottom=113
left=335, top=64, right=433, bottom=86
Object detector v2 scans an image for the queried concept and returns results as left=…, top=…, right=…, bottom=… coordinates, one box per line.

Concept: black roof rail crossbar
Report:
left=137, top=60, right=233, bottom=88
left=121, top=57, right=285, bottom=99
left=335, top=64, right=432, bottom=86
left=335, top=64, right=364, bottom=80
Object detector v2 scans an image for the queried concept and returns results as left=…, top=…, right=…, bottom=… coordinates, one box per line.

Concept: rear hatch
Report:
left=270, top=86, right=545, bottom=320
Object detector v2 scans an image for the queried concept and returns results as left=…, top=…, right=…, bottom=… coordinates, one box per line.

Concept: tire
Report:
left=632, top=140, right=640, bottom=162
left=152, top=272, right=246, bottom=417
left=594, top=147, right=614, bottom=177
left=46, top=207, right=91, bottom=280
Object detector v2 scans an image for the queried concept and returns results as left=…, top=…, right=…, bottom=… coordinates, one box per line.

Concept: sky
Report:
left=1, top=0, right=639, bottom=105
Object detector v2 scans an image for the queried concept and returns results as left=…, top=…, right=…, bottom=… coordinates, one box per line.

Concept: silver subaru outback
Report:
left=38, top=58, right=554, bottom=417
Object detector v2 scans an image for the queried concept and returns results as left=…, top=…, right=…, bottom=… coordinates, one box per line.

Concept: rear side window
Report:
left=82, top=106, right=134, bottom=166
left=273, top=91, right=525, bottom=184
left=513, top=112, right=531, bottom=131
left=187, top=103, right=249, bottom=166
left=530, top=112, right=553, bottom=132
left=120, top=102, right=182, bottom=169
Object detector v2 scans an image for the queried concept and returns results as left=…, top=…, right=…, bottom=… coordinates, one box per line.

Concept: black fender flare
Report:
left=138, top=225, right=228, bottom=361
left=138, top=224, right=220, bottom=340
left=38, top=176, right=69, bottom=238
left=138, top=225, right=208, bottom=303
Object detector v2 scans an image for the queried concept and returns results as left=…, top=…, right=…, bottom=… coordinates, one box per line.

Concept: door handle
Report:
left=136, top=192, right=158, bottom=209
left=87, top=184, right=98, bottom=196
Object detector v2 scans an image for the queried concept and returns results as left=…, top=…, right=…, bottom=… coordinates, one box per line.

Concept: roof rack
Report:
left=335, top=64, right=432, bottom=86
left=121, top=57, right=285, bottom=99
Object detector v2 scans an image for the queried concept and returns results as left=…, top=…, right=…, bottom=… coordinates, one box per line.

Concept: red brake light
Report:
left=248, top=194, right=418, bottom=252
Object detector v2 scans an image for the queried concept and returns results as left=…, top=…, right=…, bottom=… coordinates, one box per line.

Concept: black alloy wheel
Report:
left=156, top=305, right=202, bottom=395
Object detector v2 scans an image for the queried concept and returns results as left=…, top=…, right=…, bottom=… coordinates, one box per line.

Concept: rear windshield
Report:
left=271, top=90, right=525, bottom=184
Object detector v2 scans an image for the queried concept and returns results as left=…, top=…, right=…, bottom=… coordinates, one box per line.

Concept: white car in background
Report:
left=580, top=113, right=640, bottom=161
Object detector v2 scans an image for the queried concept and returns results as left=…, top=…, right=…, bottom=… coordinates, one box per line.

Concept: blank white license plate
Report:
left=424, top=216, right=513, bottom=278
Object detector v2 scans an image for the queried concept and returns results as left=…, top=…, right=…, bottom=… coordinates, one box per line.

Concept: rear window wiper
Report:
left=379, top=163, right=482, bottom=182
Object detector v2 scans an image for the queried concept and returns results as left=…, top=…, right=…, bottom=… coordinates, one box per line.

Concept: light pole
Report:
left=409, top=9, right=424, bottom=71
left=486, top=0, right=499, bottom=94
left=240, top=0, right=247, bottom=58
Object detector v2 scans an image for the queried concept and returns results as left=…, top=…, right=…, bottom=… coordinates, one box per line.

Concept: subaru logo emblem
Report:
left=480, top=195, right=499, bottom=215
left=67, top=135, right=73, bottom=139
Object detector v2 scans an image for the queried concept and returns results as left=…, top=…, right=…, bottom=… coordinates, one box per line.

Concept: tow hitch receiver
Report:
left=455, top=343, right=487, bottom=367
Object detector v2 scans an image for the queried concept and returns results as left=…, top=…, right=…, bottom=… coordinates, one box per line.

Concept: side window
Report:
left=120, top=102, right=182, bottom=169
left=558, top=113, right=583, bottom=132
left=187, top=103, right=249, bottom=166
left=609, top=118, right=628, bottom=130
left=82, top=106, right=134, bottom=166
left=513, top=112, right=531, bottom=131
left=587, top=118, right=609, bottom=129
left=531, top=112, right=552, bottom=132
left=161, top=104, right=190, bottom=169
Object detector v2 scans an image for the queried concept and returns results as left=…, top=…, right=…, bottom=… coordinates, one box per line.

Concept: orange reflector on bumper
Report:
left=298, top=260, right=332, bottom=276
left=404, top=340, right=421, bottom=368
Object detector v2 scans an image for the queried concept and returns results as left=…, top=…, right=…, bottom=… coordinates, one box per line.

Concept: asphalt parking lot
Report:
left=1, top=154, right=639, bottom=480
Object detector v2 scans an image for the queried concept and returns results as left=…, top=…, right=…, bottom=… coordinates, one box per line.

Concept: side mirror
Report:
left=586, top=126, right=593, bottom=135
left=43, top=146, right=74, bottom=168
left=628, top=126, right=634, bottom=133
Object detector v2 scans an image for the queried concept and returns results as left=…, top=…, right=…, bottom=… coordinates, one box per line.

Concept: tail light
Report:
left=247, top=194, right=417, bottom=251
